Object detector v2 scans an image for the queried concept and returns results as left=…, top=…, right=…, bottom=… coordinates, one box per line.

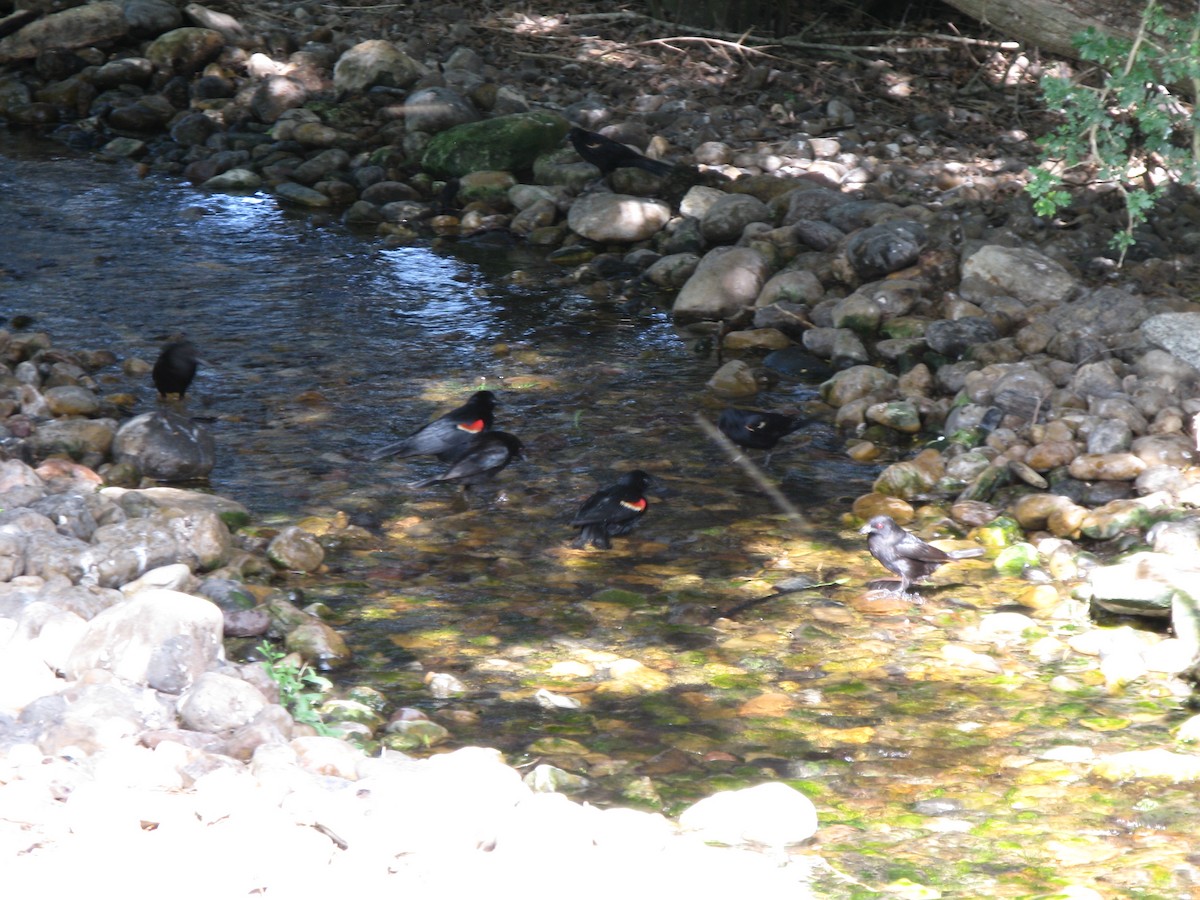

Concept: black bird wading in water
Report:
left=568, top=127, right=675, bottom=177
left=570, top=469, right=651, bottom=550
left=859, top=515, right=985, bottom=598
left=369, top=390, right=496, bottom=462
left=411, top=430, right=523, bottom=498
left=717, top=408, right=807, bottom=464
left=153, top=339, right=199, bottom=399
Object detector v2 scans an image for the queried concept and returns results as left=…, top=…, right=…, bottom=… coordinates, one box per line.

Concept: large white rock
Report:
left=65, top=589, right=224, bottom=692
left=678, top=781, right=818, bottom=849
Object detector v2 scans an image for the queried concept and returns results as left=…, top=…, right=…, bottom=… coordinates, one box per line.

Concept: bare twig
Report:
left=633, top=36, right=776, bottom=59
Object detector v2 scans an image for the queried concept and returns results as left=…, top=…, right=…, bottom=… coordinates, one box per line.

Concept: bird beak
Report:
left=858, top=523, right=871, bottom=535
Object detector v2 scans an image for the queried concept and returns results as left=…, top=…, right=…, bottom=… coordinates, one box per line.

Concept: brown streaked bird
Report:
left=410, top=430, right=523, bottom=497
left=859, top=515, right=984, bottom=598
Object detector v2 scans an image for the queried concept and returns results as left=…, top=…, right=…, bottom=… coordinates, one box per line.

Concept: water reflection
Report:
left=0, top=132, right=707, bottom=516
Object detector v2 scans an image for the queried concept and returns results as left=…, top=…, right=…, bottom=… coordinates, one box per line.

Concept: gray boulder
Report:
left=672, top=247, right=773, bottom=323
left=113, top=410, right=215, bottom=481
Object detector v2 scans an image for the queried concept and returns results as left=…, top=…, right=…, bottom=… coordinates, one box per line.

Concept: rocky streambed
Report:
left=0, top=331, right=826, bottom=895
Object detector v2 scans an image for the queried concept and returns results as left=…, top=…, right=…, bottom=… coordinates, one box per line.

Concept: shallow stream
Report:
left=3, top=131, right=1197, bottom=898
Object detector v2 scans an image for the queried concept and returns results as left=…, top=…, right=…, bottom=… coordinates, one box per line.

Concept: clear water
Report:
left=1, top=131, right=726, bottom=517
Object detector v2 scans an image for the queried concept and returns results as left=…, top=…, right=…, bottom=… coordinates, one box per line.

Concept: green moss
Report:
left=420, top=111, right=570, bottom=177
left=589, top=587, right=650, bottom=606
left=708, top=672, right=765, bottom=690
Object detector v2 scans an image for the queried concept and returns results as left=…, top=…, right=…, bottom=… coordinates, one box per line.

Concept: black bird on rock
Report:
left=570, top=469, right=652, bottom=550
left=718, top=408, right=806, bottom=453
left=411, top=430, right=523, bottom=496
left=153, top=339, right=199, bottom=399
left=859, top=515, right=985, bottom=598
left=568, top=127, right=675, bottom=177
left=369, top=390, right=496, bottom=462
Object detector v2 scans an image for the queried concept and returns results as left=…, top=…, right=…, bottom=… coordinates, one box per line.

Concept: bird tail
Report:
left=367, top=439, right=414, bottom=461
left=946, top=547, right=985, bottom=560
left=634, top=157, right=675, bottom=177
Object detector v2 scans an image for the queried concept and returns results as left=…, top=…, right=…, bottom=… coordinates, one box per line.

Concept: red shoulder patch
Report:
left=620, top=498, right=647, bottom=512
left=457, top=419, right=486, bottom=433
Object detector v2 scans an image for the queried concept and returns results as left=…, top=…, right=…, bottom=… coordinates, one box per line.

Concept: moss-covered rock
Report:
left=420, top=111, right=570, bottom=177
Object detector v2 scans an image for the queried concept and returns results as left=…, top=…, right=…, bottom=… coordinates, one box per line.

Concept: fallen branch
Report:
left=823, top=30, right=1021, bottom=49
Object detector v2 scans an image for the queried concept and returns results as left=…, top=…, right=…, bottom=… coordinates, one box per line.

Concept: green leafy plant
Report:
left=256, top=640, right=334, bottom=735
left=1027, top=0, right=1200, bottom=264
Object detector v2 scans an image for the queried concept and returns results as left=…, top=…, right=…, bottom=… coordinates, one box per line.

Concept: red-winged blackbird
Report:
left=369, top=390, right=496, bottom=462
left=153, top=340, right=198, bottom=399
left=718, top=407, right=806, bottom=463
left=411, top=430, right=523, bottom=494
left=571, top=469, right=651, bottom=549
left=568, top=127, right=675, bottom=177
left=859, top=515, right=984, bottom=598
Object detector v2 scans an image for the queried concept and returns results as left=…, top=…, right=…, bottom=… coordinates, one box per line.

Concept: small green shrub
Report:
left=1027, top=0, right=1200, bottom=264
left=257, top=640, right=334, bottom=735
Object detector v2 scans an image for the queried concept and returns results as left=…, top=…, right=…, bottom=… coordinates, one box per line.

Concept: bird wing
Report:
left=895, top=533, right=953, bottom=562
left=444, top=439, right=511, bottom=478
left=571, top=490, right=615, bottom=526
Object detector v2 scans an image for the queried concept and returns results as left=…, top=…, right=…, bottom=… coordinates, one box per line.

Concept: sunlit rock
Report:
left=820, top=364, right=898, bottom=409
left=1093, top=748, right=1200, bottom=783
left=673, top=246, right=772, bottom=323
left=65, top=588, right=224, bottom=692
left=678, top=782, right=817, bottom=849
left=567, top=191, right=671, bottom=243
left=178, top=670, right=270, bottom=731
left=705, top=359, right=759, bottom=397
left=961, top=245, right=1076, bottom=305
left=285, top=618, right=349, bottom=669
left=267, top=525, right=324, bottom=572
left=332, top=39, right=423, bottom=94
